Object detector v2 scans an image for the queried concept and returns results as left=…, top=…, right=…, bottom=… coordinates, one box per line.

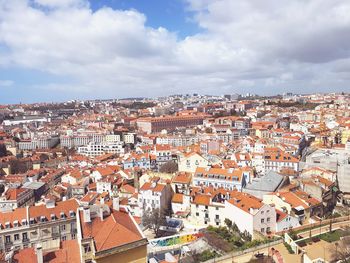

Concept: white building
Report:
left=224, top=192, right=277, bottom=236
left=137, top=179, right=173, bottom=217
left=193, top=167, right=252, bottom=191
left=78, top=142, right=124, bottom=157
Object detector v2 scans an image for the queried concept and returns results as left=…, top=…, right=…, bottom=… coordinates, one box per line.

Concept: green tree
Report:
left=142, top=208, right=166, bottom=237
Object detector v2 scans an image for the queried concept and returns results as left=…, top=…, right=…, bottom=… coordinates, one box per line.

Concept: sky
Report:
left=0, top=0, right=350, bottom=103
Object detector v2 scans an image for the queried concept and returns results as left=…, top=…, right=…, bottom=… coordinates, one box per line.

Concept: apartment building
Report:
left=0, top=199, right=79, bottom=253
left=178, top=152, right=210, bottom=173
left=193, top=167, right=252, bottom=191
left=263, top=191, right=322, bottom=223
left=78, top=141, right=124, bottom=157
left=190, top=190, right=227, bottom=227
left=224, top=192, right=277, bottom=236
left=18, top=135, right=59, bottom=150
left=137, top=115, right=205, bottom=134
left=137, top=179, right=173, bottom=216
left=263, top=148, right=299, bottom=174
left=0, top=188, right=35, bottom=212
left=156, top=135, right=199, bottom=147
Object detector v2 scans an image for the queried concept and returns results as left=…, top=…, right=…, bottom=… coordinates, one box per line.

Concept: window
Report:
left=205, top=206, right=208, bottom=209
left=60, top=224, right=66, bottom=231
left=5, top=236, right=11, bottom=243
left=267, top=217, right=270, bottom=222
left=261, top=218, right=264, bottom=223
left=62, top=236, right=67, bottom=241
left=216, top=207, right=219, bottom=211
left=196, top=212, right=199, bottom=216
left=205, top=213, right=209, bottom=218
left=266, top=227, right=271, bottom=233
left=22, top=233, right=28, bottom=241
left=14, top=234, right=19, bottom=241
left=83, top=244, right=91, bottom=253
left=261, top=228, right=265, bottom=233
left=215, top=215, right=219, bottom=219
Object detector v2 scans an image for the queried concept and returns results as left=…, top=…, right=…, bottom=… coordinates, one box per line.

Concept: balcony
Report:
left=5, top=241, right=13, bottom=248
left=71, top=229, right=77, bottom=234
left=52, top=232, right=60, bottom=239
left=23, top=238, right=30, bottom=244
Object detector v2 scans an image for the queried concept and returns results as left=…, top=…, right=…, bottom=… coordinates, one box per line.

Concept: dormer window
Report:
left=29, top=218, right=35, bottom=225
left=60, top=212, right=65, bottom=219
left=69, top=210, right=75, bottom=217
left=5, top=222, right=10, bottom=229
left=51, top=214, right=56, bottom=220
left=40, top=216, right=46, bottom=222
left=13, top=220, right=19, bottom=227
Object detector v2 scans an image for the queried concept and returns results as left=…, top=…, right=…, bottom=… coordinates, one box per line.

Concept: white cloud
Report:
left=0, top=80, right=14, bottom=87
left=34, top=0, right=87, bottom=8
left=0, top=0, right=349, bottom=100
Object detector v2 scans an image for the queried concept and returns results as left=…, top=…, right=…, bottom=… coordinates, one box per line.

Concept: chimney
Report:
left=35, top=244, right=43, bottom=263
left=99, top=206, right=104, bottom=221
left=83, top=207, right=91, bottom=223
left=113, top=196, right=120, bottom=211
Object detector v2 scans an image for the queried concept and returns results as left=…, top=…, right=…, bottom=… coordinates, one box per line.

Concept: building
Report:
left=263, top=148, right=299, bottom=174
left=137, top=178, right=173, bottom=216
left=263, top=191, right=322, bottom=223
left=178, top=152, right=210, bottom=173
left=0, top=199, right=79, bottom=253
left=193, top=167, right=251, bottom=191
left=190, top=191, right=226, bottom=227
left=0, top=188, right=35, bottom=212
left=77, top=201, right=148, bottom=263
left=78, top=141, right=124, bottom=157
left=137, top=115, right=205, bottom=134
left=305, top=146, right=350, bottom=197
left=18, top=135, right=59, bottom=150
left=224, top=192, right=277, bottom=236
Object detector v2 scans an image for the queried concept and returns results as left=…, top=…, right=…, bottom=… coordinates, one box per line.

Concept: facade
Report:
left=193, top=167, right=251, bottom=191
left=0, top=188, right=35, bottom=212
left=137, top=179, right=173, bottom=216
left=18, top=136, right=59, bottom=150
left=0, top=199, right=78, bottom=253
left=224, top=192, right=277, bottom=236
left=137, top=115, right=205, bottom=134
left=263, top=148, right=299, bottom=174
left=178, top=152, right=210, bottom=173
left=78, top=141, right=124, bottom=157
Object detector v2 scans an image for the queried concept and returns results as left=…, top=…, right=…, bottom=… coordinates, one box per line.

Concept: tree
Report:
left=224, top=218, right=233, bottom=230
left=0, top=184, right=4, bottom=196
left=159, top=161, right=178, bottom=174
left=330, top=236, right=350, bottom=262
left=142, top=208, right=166, bottom=237
left=0, top=144, right=6, bottom=157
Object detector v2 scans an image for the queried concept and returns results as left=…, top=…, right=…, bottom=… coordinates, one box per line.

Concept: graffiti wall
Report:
left=149, top=232, right=203, bottom=248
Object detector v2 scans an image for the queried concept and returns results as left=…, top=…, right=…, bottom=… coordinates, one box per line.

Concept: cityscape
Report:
left=1, top=1, right=350, bottom=263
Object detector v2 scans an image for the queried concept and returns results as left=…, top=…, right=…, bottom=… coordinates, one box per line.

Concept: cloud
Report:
left=0, top=80, right=14, bottom=87
left=33, top=0, right=87, bottom=8
left=0, top=0, right=349, bottom=102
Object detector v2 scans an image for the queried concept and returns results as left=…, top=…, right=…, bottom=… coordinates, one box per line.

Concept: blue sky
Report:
left=0, top=0, right=350, bottom=104
left=89, top=0, right=201, bottom=37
